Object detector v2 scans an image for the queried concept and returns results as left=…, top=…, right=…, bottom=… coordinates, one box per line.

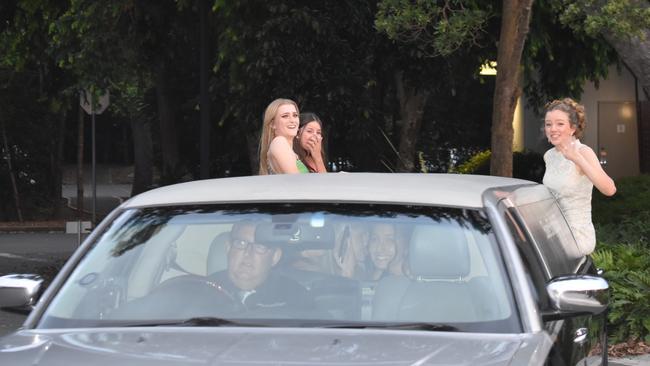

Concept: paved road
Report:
left=0, top=233, right=80, bottom=337
left=0, top=183, right=129, bottom=337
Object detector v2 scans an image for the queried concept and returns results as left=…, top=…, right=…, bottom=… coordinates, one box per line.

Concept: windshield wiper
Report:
left=380, top=322, right=458, bottom=331
left=320, top=322, right=458, bottom=331
left=124, top=316, right=262, bottom=327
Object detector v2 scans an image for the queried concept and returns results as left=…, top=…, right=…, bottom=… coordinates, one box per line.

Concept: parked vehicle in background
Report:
left=0, top=173, right=609, bottom=365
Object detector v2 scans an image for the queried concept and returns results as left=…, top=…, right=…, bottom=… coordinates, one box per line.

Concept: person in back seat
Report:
left=335, top=222, right=407, bottom=281
left=333, top=223, right=369, bottom=279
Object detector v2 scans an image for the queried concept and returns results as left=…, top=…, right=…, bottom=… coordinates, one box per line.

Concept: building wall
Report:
left=523, top=64, right=646, bottom=164
left=580, top=64, right=646, bottom=148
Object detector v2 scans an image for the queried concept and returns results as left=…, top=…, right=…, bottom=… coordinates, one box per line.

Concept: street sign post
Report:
left=79, top=89, right=110, bottom=228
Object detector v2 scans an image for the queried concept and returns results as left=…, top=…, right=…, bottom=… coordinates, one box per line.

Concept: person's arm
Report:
left=559, top=141, right=616, bottom=196
left=310, top=153, right=327, bottom=173
left=334, top=225, right=366, bottom=278
left=305, top=135, right=327, bottom=173
left=268, top=137, right=300, bottom=174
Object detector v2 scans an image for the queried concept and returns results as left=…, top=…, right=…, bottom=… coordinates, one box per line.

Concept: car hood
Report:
left=0, top=327, right=552, bottom=365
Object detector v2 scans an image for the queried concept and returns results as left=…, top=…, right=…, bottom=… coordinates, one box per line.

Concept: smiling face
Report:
left=298, top=121, right=322, bottom=149
left=544, top=109, right=576, bottom=146
left=272, top=104, right=299, bottom=139
left=368, top=223, right=397, bottom=271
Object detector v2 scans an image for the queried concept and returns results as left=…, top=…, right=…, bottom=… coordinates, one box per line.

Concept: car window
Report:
left=511, top=198, right=584, bottom=276
left=503, top=208, right=550, bottom=309
left=39, top=203, right=520, bottom=334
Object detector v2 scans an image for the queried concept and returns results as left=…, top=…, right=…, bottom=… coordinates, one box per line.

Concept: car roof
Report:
left=122, top=173, right=535, bottom=210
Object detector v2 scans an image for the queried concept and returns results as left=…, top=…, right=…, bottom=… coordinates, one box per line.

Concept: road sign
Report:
left=80, top=89, right=110, bottom=115
left=79, top=89, right=110, bottom=226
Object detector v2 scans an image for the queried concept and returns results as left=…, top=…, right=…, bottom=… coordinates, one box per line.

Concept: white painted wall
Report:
left=580, top=64, right=645, bottom=148
left=523, top=64, right=645, bottom=154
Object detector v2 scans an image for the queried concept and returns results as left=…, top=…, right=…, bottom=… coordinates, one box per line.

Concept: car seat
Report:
left=372, top=220, right=478, bottom=322
left=206, top=232, right=229, bottom=275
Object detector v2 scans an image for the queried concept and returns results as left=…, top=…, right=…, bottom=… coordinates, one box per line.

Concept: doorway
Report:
left=597, top=101, right=640, bottom=179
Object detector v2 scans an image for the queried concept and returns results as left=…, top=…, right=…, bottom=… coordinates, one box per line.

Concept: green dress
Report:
left=296, top=159, right=309, bottom=174
left=268, top=158, right=310, bottom=174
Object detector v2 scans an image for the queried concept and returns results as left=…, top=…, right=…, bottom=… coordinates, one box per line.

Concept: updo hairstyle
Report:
left=545, top=97, right=586, bottom=138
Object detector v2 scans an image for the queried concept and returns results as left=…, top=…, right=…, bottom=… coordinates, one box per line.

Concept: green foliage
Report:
left=592, top=174, right=650, bottom=343
left=592, top=175, right=650, bottom=226
left=417, top=151, right=428, bottom=173
left=375, top=0, right=492, bottom=57
left=593, top=243, right=650, bottom=343
left=522, top=0, right=618, bottom=112
left=557, top=0, right=650, bottom=40
left=450, top=150, right=491, bottom=174
left=0, top=72, right=61, bottom=220
left=449, top=149, right=545, bottom=182
left=213, top=0, right=381, bottom=172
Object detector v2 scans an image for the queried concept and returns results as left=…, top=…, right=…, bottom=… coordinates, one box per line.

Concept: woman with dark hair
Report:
left=294, top=112, right=328, bottom=173
left=543, top=97, right=616, bottom=255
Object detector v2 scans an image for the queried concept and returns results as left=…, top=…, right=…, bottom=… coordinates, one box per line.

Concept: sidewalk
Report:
left=0, top=183, right=131, bottom=233
left=611, top=354, right=650, bottom=366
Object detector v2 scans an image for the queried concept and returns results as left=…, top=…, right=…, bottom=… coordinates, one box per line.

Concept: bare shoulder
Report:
left=269, top=136, right=291, bottom=150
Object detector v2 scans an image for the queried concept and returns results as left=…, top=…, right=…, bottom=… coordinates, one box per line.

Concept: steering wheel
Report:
left=150, top=274, right=244, bottom=315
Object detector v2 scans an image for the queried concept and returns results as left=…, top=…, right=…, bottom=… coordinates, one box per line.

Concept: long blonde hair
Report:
left=258, top=98, right=299, bottom=175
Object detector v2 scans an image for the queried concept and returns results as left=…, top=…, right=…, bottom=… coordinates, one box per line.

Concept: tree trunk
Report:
left=395, top=71, right=430, bottom=172
left=490, top=0, right=533, bottom=177
left=155, top=63, right=180, bottom=184
left=49, top=111, right=66, bottom=218
left=77, top=103, right=85, bottom=218
left=1, top=121, right=22, bottom=222
left=130, top=118, right=154, bottom=196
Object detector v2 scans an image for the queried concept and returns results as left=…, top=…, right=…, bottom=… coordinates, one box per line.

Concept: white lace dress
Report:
left=543, top=141, right=596, bottom=256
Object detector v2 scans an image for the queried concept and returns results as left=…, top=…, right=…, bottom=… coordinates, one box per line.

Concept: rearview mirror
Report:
left=255, top=222, right=335, bottom=250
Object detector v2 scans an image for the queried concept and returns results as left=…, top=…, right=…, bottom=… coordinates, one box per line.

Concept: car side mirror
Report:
left=0, top=274, right=44, bottom=313
left=544, top=275, right=609, bottom=319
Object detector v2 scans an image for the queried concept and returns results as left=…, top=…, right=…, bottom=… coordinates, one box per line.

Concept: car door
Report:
left=500, top=186, right=607, bottom=365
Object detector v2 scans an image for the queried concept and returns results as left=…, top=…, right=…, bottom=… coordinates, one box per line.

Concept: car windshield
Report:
left=39, top=203, right=519, bottom=333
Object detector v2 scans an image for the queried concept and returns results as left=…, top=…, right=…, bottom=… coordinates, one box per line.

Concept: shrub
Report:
left=592, top=243, right=650, bottom=343
left=592, top=174, right=650, bottom=343
left=450, top=150, right=491, bottom=175
left=592, top=174, right=650, bottom=226
left=450, top=149, right=545, bottom=183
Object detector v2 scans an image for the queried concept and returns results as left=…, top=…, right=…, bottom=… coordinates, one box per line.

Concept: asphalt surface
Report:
left=0, top=233, right=80, bottom=337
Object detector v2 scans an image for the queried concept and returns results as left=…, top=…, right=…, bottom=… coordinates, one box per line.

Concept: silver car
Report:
left=0, top=173, right=609, bottom=365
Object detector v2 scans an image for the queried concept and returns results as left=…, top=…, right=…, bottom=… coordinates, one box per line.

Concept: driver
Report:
left=208, top=221, right=313, bottom=312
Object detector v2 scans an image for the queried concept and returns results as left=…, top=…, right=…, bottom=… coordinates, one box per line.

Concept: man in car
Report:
left=208, top=220, right=314, bottom=314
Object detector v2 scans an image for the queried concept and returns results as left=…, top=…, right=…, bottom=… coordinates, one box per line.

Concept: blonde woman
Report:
left=258, top=98, right=309, bottom=175
left=543, top=98, right=616, bottom=255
